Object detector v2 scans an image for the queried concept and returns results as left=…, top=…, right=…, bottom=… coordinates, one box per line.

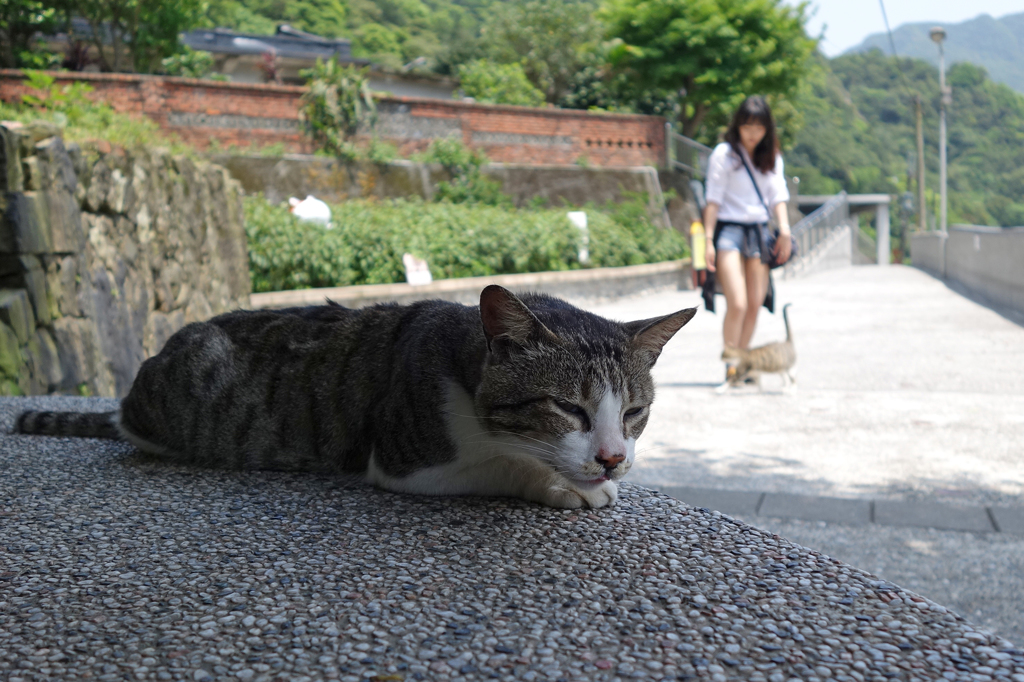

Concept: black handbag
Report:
left=738, top=152, right=798, bottom=269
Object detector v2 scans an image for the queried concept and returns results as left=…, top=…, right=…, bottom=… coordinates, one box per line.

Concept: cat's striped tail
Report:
left=782, top=303, right=793, bottom=342
left=15, top=411, right=122, bottom=440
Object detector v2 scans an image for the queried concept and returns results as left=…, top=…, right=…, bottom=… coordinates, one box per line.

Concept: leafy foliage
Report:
left=600, top=0, right=816, bottom=140
left=161, top=46, right=215, bottom=79
left=479, top=0, right=604, bottom=104
left=19, top=71, right=96, bottom=125
left=0, top=0, right=61, bottom=68
left=70, top=0, right=206, bottom=73
left=457, top=60, right=545, bottom=107
left=790, top=49, right=1024, bottom=227
left=417, top=138, right=508, bottom=205
left=210, top=0, right=350, bottom=39
left=2, top=71, right=191, bottom=152
left=244, top=194, right=689, bottom=292
left=299, top=59, right=377, bottom=162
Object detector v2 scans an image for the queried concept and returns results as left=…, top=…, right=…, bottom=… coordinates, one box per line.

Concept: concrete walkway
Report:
left=584, top=264, right=1024, bottom=644
left=586, top=265, right=1024, bottom=508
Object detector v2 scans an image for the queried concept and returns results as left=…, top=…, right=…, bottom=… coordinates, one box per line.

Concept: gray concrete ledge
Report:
left=3, top=395, right=1023, bottom=680
left=250, top=260, right=691, bottom=310
left=655, top=485, right=1021, bottom=534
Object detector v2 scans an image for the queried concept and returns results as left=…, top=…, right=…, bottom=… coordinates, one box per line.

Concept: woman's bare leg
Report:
left=739, top=257, right=769, bottom=349
left=717, top=250, right=747, bottom=349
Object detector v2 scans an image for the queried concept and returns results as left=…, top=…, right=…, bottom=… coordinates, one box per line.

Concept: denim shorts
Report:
left=716, top=222, right=770, bottom=259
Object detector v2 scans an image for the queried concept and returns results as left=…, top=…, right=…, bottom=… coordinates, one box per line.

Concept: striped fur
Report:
left=16, top=410, right=121, bottom=440
left=13, top=286, right=696, bottom=507
left=720, top=303, right=796, bottom=390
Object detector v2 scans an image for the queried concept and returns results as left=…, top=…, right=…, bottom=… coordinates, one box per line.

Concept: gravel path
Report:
left=3, top=397, right=1024, bottom=682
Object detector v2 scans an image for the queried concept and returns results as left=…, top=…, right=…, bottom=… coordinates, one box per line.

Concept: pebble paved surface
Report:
left=3, top=397, right=1024, bottom=682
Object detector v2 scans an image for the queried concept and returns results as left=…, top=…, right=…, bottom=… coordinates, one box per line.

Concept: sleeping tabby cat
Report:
left=719, top=303, right=795, bottom=390
left=16, top=286, right=696, bottom=509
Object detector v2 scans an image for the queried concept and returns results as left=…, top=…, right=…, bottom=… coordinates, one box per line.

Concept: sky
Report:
left=793, top=0, right=1024, bottom=56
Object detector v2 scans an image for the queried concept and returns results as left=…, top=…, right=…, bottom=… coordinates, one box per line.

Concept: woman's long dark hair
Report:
left=724, top=96, right=778, bottom=174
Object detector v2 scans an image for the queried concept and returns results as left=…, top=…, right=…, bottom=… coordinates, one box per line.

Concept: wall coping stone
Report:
left=250, top=259, right=691, bottom=310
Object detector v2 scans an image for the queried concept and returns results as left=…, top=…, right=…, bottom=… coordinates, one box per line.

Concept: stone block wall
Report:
left=0, top=122, right=251, bottom=397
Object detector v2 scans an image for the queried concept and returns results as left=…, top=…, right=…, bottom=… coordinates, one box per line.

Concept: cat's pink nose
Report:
left=596, top=451, right=625, bottom=470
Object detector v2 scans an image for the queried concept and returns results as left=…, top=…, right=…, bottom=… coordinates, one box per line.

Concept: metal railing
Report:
left=788, top=191, right=850, bottom=264
left=666, top=125, right=713, bottom=177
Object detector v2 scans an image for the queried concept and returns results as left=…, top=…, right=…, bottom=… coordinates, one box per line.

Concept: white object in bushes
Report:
left=567, top=211, right=589, bottom=264
left=288, top=195, right=332, bottom=228
left=403, top=253, right=433, bottom=286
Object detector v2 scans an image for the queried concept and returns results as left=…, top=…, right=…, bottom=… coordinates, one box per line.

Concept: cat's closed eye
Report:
left=624, top=406, right=646, bottom=418
left=553, top=399, right=585, bottom=416
left=553, top=399, right=590, bottom=427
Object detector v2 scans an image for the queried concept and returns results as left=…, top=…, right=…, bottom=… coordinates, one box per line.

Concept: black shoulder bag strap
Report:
left=737, top=150, right=772, bottom=222
left=737, top=151, right=772, bottom=266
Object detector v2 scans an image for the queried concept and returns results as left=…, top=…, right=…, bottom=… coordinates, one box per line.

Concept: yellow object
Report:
left=690, top=221, right=706, bottom=269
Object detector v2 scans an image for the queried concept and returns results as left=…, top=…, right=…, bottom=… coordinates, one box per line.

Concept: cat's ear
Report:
left=480, top=285, right=560, bottom=353
left=625, top=307, right=698, bottom=362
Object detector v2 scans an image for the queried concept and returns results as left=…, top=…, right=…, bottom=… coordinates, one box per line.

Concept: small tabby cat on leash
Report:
left=16, top=286, right=696, bottom=509
left=718, top=303, right=796, bottom=391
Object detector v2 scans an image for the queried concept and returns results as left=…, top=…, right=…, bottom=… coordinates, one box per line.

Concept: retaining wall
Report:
left=214, top=154, right=702, bottom=229
left=911, top=226, right=1024, bottom=316
left=0, top=70, right=666, bottom=167
left=0, top=122, right=250, bottom=397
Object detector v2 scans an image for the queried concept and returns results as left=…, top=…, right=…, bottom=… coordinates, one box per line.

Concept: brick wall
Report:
left=0, top=70, right=666, bottom=167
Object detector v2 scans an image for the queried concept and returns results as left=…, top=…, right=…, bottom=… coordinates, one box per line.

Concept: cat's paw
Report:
left=535, top=480, right=618, bottom=509
left=577, top=480, right=618, bottom=509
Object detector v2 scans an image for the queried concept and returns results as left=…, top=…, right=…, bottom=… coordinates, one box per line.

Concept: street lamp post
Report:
left=930, top=26, right=949, bottom=233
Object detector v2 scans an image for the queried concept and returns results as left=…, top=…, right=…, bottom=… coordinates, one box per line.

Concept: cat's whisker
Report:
left=488, top=430, right=559, bottom=449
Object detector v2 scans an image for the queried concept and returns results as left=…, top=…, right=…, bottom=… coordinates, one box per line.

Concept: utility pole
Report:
left=930, top=26, right=948, bottom=232
left=915, top=95, right=926, bottom=232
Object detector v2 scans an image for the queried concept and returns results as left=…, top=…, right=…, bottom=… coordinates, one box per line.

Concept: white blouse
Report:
left=704, top=142, right=789, bottom=224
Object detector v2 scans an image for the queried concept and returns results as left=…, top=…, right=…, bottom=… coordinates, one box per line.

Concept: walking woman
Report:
left=704, top=96, right=792, bottom=363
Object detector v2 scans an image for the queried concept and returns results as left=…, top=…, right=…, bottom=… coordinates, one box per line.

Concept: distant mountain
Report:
left=847, top=12, right=1024, bottom=94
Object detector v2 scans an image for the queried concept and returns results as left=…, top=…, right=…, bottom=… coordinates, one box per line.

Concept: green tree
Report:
left=73, top=0, right=206, bottom=72
left=790, top=49, right=1024, bottom=227
left=208, top=0, right=347, bottom=38
left=457, top=60, right=545, bottom=106
left=480, top=0, right=603, bottom=104
left=601, top=0, right=816, bottom=140
left=0, top=0, right=60, bottom=68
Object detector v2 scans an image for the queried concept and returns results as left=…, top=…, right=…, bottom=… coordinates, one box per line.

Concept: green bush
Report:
left=457, top=60, right=546, bottom=107
left=161, top=46, right=215, bottom=78
left=244, top=194, right=689, bottom=293
left=417, top=138, right=508, bottom=206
